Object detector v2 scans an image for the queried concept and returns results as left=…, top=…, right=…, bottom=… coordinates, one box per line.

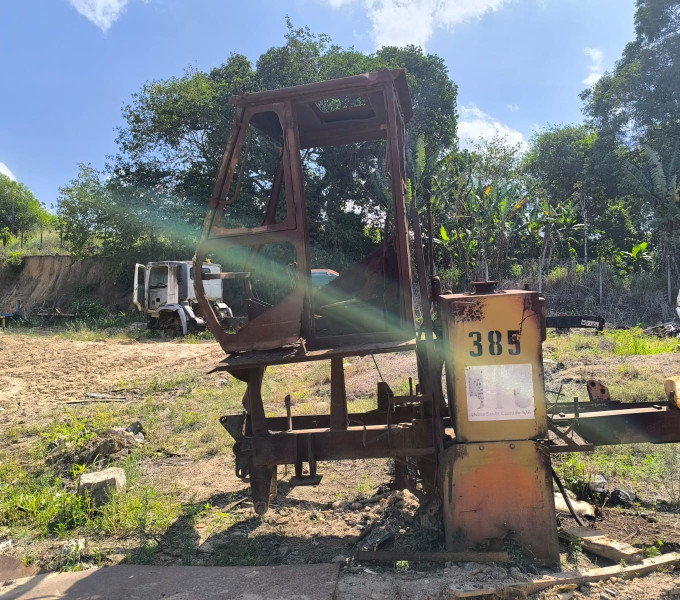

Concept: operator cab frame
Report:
left=194, top=69, right=416, bottom=354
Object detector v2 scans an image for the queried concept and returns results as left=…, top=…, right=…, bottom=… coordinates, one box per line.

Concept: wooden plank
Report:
left=560, top=526, right=643, bottom=563
left=356, top=550, right=511, bottom=563
left=447, top=553, right=680, bottom=598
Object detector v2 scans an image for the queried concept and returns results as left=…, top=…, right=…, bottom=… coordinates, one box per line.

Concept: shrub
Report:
left=2, top=251, right=24, bottom=276
left=70, top=299, right=109, bottom=321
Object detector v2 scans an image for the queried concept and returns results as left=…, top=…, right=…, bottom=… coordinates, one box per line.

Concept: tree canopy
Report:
left=0, top=175, right=46, bottom=248
left=50, top=8, right=680, bottom=300
left=56, top=21, right=458, bottom=282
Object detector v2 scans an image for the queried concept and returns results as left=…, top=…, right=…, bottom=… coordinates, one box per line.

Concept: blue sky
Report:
left=0, top=0, right=636, bottom=209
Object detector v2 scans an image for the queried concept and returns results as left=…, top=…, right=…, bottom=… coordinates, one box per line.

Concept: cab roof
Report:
left=230, top=69, right=413, bottom=149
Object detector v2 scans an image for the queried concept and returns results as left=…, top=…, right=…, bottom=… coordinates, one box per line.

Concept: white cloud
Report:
left=506, top=103, right=519, bottom=112
left=458, top=104, right=527, bottom=150
left=69, top=0, right=129, bottom=32
left=323, top=0, right=513, bottom=49
left=0, top=162, right=17, bottom=181
left=582, top=47, right=603, bottom=87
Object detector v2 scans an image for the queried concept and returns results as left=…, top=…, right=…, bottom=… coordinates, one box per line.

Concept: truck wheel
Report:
left=157, top=311, right=183, bottom=335
left=167, top=313, right=183, bottom=336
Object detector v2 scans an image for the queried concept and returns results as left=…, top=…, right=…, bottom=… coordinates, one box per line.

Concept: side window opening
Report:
left=219, top=111, right=288, bottom=230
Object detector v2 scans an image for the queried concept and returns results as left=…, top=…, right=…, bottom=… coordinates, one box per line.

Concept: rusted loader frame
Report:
left=192, top=69, right=680, bottom=562
left=192, top=69, right=444, bottom=515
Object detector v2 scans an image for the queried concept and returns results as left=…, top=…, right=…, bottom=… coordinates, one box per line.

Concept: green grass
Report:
left=0, top=362, right=245, bottom=569
left=0, top=229, right=63, bottom=259
left=4, top=320, right=680, bottom=572
left=6, top=313, right=148, bottom=342
left=354, top=474, right=376, bottom=497
left=8, top=316, right=222, bottom=343
left=545, top=328, right=677, bottom=363
left=0, top=453, right=178, bottom=539
left=0, top=340, right=402, bottom=569
left=211, top=536, right=267, bottom=566
left=609, top=327, right=678, bottom=356
left=553, top=443, right=680, bottom=505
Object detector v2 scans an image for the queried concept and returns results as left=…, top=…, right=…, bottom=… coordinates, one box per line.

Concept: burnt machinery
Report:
left=192, top=70, right=680, bottom=563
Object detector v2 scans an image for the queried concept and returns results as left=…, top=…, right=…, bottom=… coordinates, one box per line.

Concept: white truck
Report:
left=133, top=260, right=233, bottom=335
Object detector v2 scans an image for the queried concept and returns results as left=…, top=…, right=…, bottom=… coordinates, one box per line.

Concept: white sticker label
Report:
left=465, top=363, right=535, bottom=421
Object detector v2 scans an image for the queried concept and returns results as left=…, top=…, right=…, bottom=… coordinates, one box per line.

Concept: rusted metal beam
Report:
left=230, top=70, right=413, bottom=122
left=210, top=339, right=416, bottom=371
left=220, top=406, right=447, bottom=435
left=330, top=358, right=348, bottom=430
left=231, top=422, right=435, bottom=467
left=243, top=368, right=267, bottom=435
left=550, top=402, right=680, bottom=445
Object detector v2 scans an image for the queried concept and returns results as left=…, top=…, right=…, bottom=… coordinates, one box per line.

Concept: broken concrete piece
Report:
left=78, top=467, right=126, bottom=505
left=90, top=430, right=138, bottom=461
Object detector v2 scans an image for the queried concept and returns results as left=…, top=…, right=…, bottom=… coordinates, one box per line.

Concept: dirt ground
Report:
left=3, top=330, right=680, bottom=599
left=0, top=334, right=226, bottom=408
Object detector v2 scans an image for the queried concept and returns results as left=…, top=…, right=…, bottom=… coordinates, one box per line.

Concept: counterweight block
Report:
left=440, top=440, right=559, bottom=565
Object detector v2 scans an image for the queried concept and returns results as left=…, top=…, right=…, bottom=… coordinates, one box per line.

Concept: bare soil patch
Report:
left=547, top=353, right=680, bottom=396
left=0, top=333, right=225, bottom=411
left=0, top=256, right=129, bottom=314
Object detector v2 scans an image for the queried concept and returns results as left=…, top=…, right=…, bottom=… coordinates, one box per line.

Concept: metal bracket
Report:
left=290, top=433, right=323, bottom=487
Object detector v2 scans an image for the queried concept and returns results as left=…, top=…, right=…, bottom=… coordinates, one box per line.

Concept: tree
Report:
left=113, top=53, right=256, bottom=223
left=0, top=174, right=42, bottom=248
left=57, top=165, right=111, bottom=260
left=435, top=136, right=531, bottom=286
left=626, top=144, right=680, bottom=299
left=375, top=45, right=458, bottom=152
left=105, top=21, right=458, bottom=273
left=580, top=0, right=680, bottom=285
left=522, top=126, right=596, bottom=260
left=582, top=0, right=680, bottom=161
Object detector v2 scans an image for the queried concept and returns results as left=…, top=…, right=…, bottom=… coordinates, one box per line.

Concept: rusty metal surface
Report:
left=439, top=290, right=548, bottom=443
left=194, top=69, right=416, bottom=355
left=440, top=441, right=560, bottom=564
left=209, top=339, right=416, bottom=371
left=232, top=424, right=435, bottom=466
left=665, top=376, right=680, bottom=408
left=586, top=379, right=611, bottom=402
left=550, top=401, right=680, bottom=445
left=187, top=70, right=680, bottom=562
left=221, top=406, right=447, bottom=435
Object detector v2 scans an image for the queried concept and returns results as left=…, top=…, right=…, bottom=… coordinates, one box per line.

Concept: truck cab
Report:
left=133, top=261, right=232, bottom=334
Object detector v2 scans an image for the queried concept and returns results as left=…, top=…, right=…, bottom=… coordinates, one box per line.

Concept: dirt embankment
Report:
left=0, top=255, right=129, bottom=314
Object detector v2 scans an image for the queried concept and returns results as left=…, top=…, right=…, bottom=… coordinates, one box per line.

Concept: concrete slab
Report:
left=0, top=563, right=340, bottom=600
left=0, top=556, right=44, bottom=582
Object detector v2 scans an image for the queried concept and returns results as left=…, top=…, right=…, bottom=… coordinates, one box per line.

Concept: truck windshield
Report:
left=148, top=267, right=168, bottom=289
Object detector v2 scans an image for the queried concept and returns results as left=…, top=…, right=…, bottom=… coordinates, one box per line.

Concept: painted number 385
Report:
left=468, top=330, right=521, bottom=357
